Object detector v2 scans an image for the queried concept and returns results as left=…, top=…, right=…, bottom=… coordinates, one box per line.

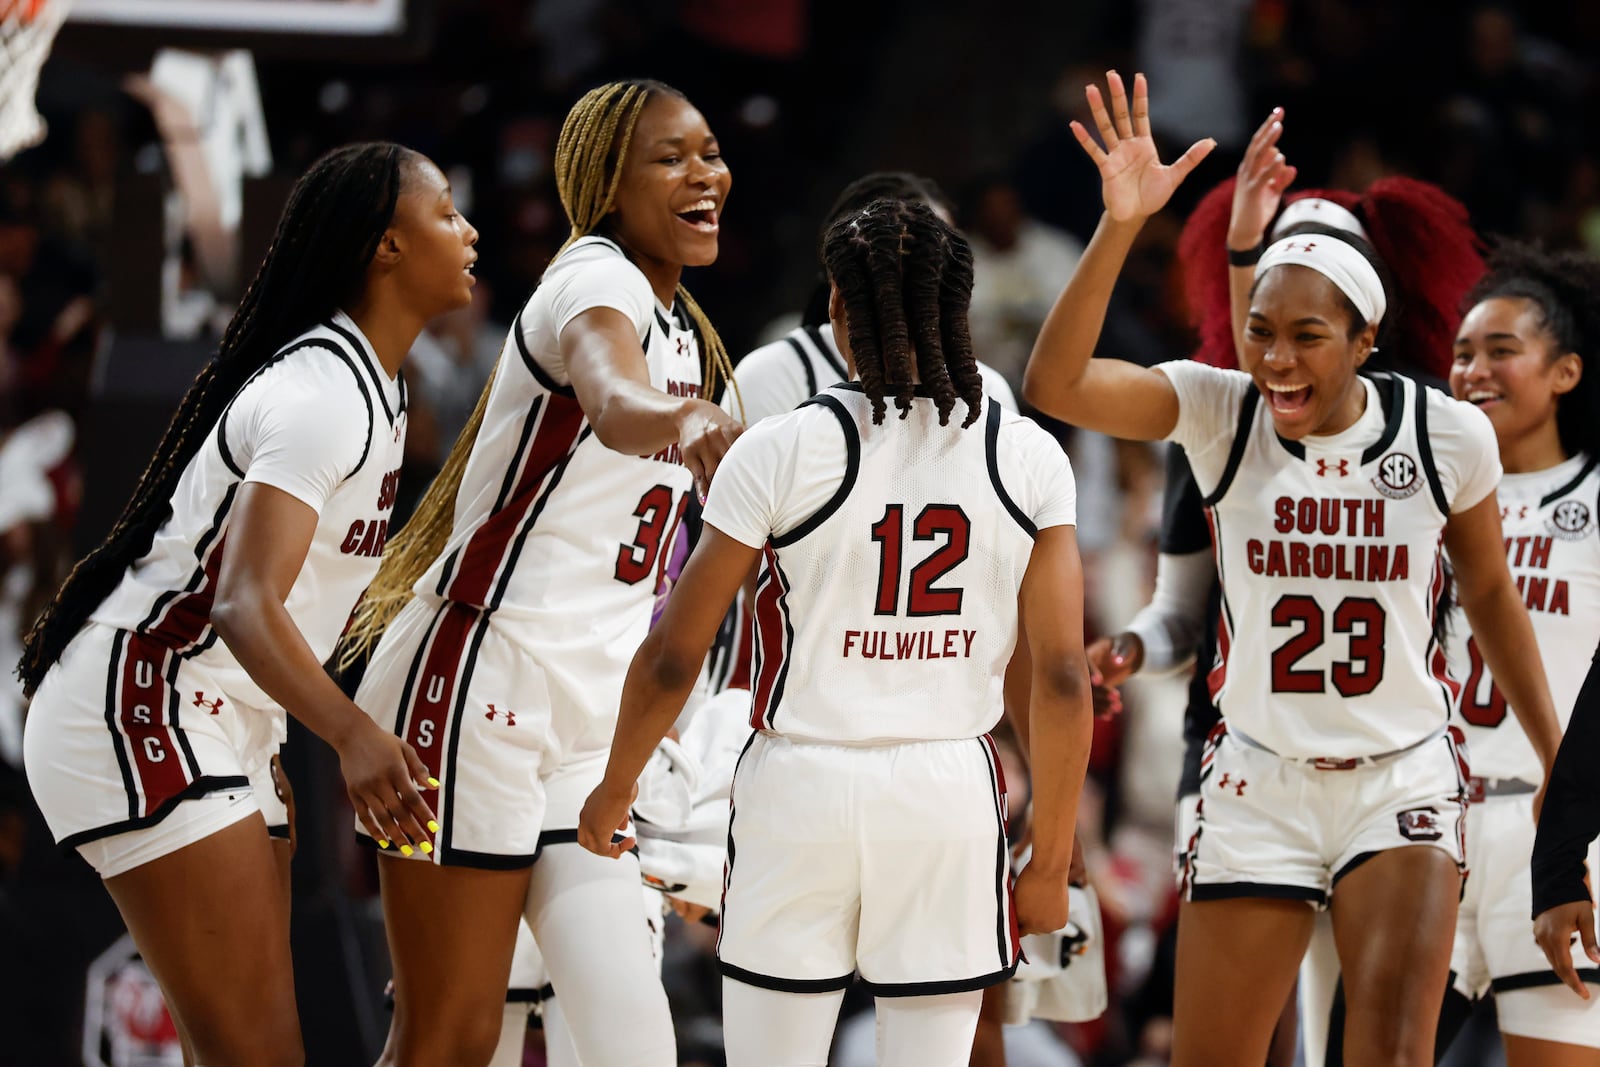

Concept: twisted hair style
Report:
left=1467, top=240, right=1600, bottom=459
left=802, top=172, right=951, bottom=328
left=19, top=142, right=415, bottom=693
left=822, top=198, right=982, bottom=428
left=340, top=80, right=738, bottom=667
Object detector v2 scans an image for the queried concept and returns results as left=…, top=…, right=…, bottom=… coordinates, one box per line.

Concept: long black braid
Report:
left=801, top=172, right=951, bottom=328
left=1466, top=240, right=1600, bottom=460
left=822, top=198, right=983, bottom=428
left=18, top=142, right=416, bottom=693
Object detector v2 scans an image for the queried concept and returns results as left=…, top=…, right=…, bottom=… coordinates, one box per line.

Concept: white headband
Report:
left=1270, top=197, right=1368, bottom=241
left=1256, top=235, right=1387, bottom=327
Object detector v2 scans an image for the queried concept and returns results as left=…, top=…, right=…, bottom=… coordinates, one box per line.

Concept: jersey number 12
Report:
left=870, top=504, right=970, bottom=617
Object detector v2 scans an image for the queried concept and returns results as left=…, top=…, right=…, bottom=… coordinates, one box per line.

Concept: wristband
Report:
left=1227, top=241, right=1265, bottom=267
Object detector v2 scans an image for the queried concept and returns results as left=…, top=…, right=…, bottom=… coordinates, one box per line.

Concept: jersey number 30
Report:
left=1269, top=594, right=1386, bottom=696
left=615, top=485, right=688, bottom=586
left=870, top=504, right=970, bottom=616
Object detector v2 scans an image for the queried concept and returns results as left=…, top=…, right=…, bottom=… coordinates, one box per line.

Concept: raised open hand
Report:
left=1229, top=108, right=1297, bottom=251
left=1071, top=72, right=1215, bottom=223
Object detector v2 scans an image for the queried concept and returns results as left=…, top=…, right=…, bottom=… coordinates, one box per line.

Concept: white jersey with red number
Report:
left=92, top=311, right=408, bottom=745
left=1161, top=363, right=1501, bottom=760
left=702, top=383, right=1075, bottom=744
left=1447, top=452, right=1600, bottom=781
left=416, top=236, right=701, bottom=749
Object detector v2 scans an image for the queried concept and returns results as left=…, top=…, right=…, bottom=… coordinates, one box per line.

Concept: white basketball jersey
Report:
left=1446, top=452, right=1600, bottom=781
left=416, top=237, right=701, bottom=750
left=94, top=312, right=407, bottom=723
left=1164, top=365, right=1500, bottom=759
left=702, top=384, right=1076, bottom=744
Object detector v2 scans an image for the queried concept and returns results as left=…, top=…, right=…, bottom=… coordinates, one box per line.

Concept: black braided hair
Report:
left=1466, top=240, right=1600, bottom=459
left=801, top=172, right=952, bottom=328
left=822, top=198, right=983, bottom=428
left=18, top=142, right=418, bottom=693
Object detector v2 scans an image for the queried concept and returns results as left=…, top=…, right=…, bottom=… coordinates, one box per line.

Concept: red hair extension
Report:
left=1355, top=177, right=1485, bottom=381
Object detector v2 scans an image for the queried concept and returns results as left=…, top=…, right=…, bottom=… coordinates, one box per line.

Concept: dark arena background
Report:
left=0, top=1, right=1595, bottom=1063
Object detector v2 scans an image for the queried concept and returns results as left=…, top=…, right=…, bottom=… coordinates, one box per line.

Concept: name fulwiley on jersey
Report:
left=1245, top=494, right=1410, bottom=582
left=841, top=627, right=978, bottom=661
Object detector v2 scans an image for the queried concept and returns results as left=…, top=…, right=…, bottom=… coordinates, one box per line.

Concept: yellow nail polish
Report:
left=400, top=844, right=414, bottom=857
left=378, top=839, right=390, bottom=849
left=427, top=820, right=439, bottom=833
left=427, top=777, right=440, bottom=788
left=420, top=841, right=433, bottom=855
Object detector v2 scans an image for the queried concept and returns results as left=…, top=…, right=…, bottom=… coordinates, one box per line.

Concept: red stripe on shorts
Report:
left=401, top=602, right=480, bottom=787
left=118, top=633, right=194, bottom=817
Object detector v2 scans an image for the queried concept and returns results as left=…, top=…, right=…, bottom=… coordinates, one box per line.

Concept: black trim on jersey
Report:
left=1269, top=373, right=1402, bottom=464
left=436, top=394, right=545, bottom=596
left=488, top=426, right=594, bottom=609
left=770, top=395, right=859, bottom=548
left=757, top=554, right=799, bottom=727
left=325, top=318, right=398, bottom=428
left=1200, top=389, right=1261, bottom=508
left=1540, top=452, right=1600, bottom=508
left=1490, top=968, right=1600, bottom=993
left=513, top=305, right=579, bottom=400
left=805, top=323, right=848, bottom=379
left=266, top=822, right=291, bottom=840
left=213, top=337, right=330, bottom=477
left=985, top=400, right=1036, bottom=538
left=783, top=335, right=818, bottom=398
left=1414, top=382, right=1450, bottom=517
left=979, top=737, right=1012, bottom=974
left=215, top=417, right=244, bottom=478
left=439, top=610, right=493, bottom=858
left=860, top=963, right=1020, bottom=998
left=1332, top=850, right=1381, bottom=887
left=1187, top=881, right=1325, bottom=904
left=719, top=962, right=855, bottom=994
left=58, top=774, right=252, bottom=851
left=135, top=481, right=239, bottom=643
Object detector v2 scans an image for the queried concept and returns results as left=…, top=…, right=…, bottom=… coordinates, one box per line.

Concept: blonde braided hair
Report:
left=339, top=80, right=739, bottom=669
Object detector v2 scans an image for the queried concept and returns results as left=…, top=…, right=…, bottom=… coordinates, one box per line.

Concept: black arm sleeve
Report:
left=1159, top=446, right=1212, bottom=555
left=1532, top=640, right=1600, bottom=918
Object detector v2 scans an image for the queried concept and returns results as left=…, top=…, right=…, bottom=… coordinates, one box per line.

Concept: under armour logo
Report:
left=675, top=337, right=690, bottom=357
left=192, top=692, right=224, bottom=715
left=394, top=424, right=403, bottom=443
left=1316, top=458, right=1350, bottom=478
left=1283, top=240, right=1318, bottom=254
left=1218, top=773, right=1247, bottom=796
left=484, top=704, right=516, bottom=726
left=1500, top=504, right=1531, bottom=522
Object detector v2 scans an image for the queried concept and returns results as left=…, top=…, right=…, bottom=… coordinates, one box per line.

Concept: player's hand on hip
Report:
left=1071, top=71, right=1216, bottom=223
left=1534, top=901, right=1600, bottom=999
left=677, top=399, right=743, bottom=500
left=1014, top=861, right=1071, bottom=936
left=337, top=721, right=437, bottom=857
left=577, top=780, right=638, bottom=859
left=1228, top=108, right=1296, bottom=252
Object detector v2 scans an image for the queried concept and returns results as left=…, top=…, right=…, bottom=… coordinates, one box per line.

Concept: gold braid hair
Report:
left=339, top=81, right=739, bottom=669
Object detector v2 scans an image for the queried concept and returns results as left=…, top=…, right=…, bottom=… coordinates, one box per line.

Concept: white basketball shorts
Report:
left=1182, top=722, right=1468, bottom=906
left=24, top=622, right=285, bottom=877
left=355, top=595, right=624, bottom=867
left=1451, top=793, right=1600, bottom=1045
left=717, top=731, right=1019, bottom=995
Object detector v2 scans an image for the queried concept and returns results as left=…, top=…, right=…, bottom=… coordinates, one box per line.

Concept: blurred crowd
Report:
left=4, top=0, right=1600, bottom=1063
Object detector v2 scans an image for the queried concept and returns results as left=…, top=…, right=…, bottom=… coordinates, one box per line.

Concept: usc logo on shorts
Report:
left=1396, top=807, right=1442, bottom=841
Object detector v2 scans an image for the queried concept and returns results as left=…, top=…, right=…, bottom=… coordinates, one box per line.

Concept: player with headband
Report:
left=1024, top=71, right=1562, bottom=1065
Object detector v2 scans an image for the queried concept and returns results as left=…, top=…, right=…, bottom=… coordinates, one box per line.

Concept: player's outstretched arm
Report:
left=1012, top=524, right=1093, bottom=935
left=212, top=483, right=437, bottom=854
left=563, top=307, right=742, bottom=497
left=1227, top=108, right=1296, bottom=361
left=1022, top=71, right=1213, bottom=439
left=579, top=526, right=757, bottom=859
left=1446, top=492, right=1563, bottom=789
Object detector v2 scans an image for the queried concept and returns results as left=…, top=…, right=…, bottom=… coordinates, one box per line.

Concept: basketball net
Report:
left=0, top=0, right=71, bottom=162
